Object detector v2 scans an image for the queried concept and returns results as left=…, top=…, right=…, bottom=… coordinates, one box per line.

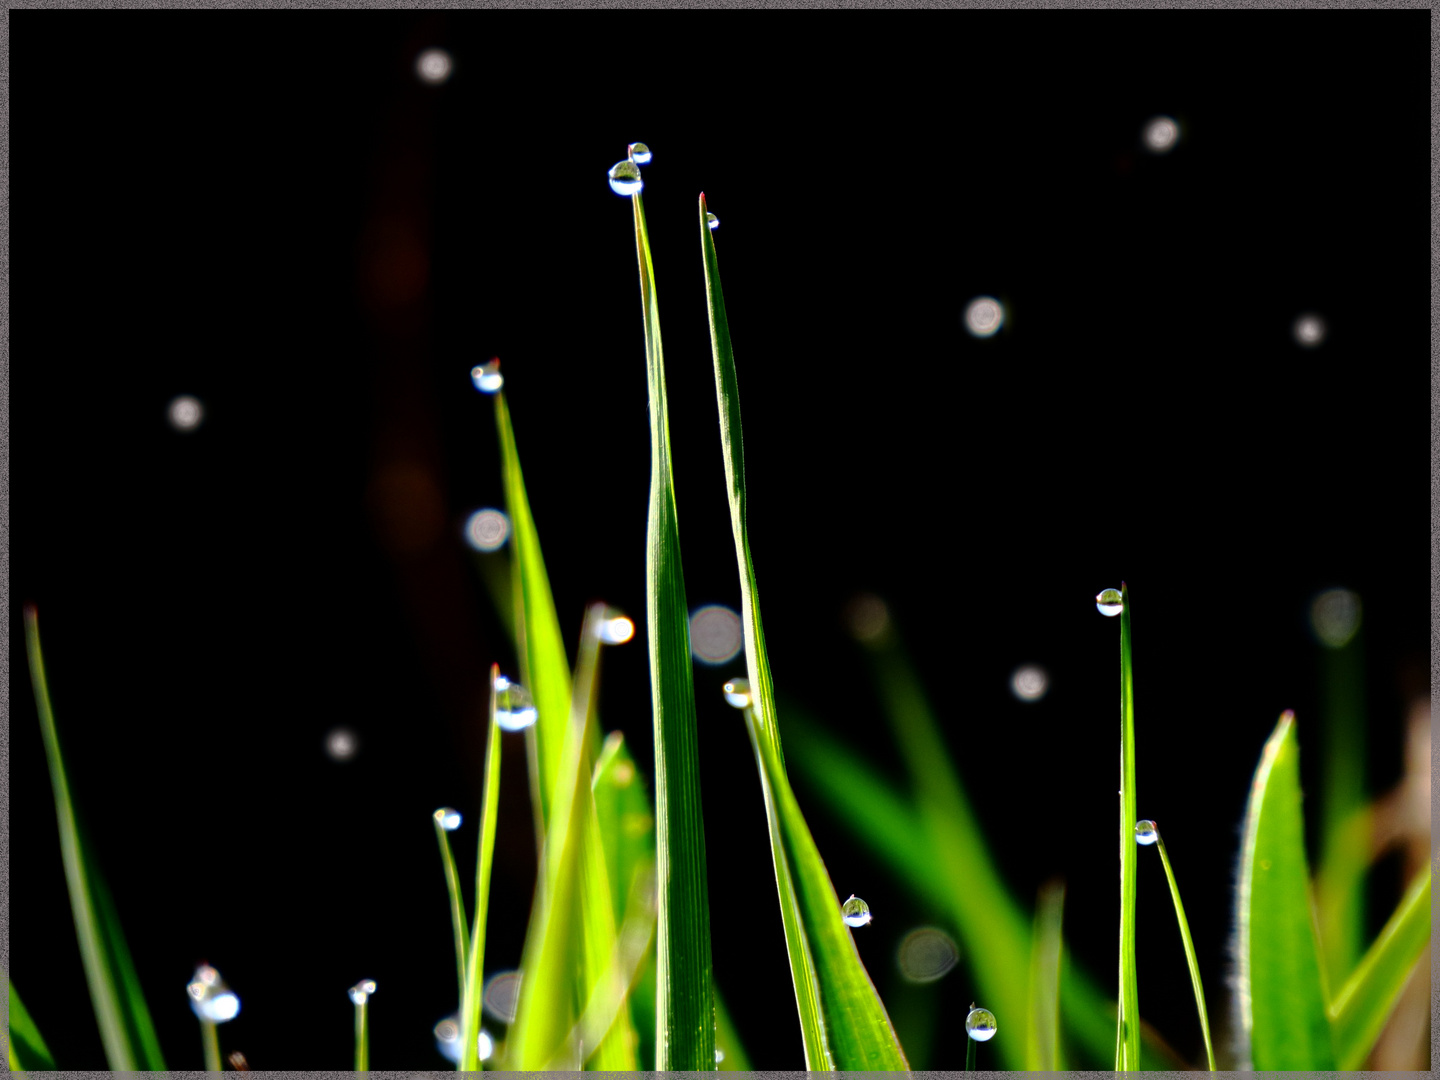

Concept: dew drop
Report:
left=493, top=675, right=538, bottom=731
left=627, top=142, right=652, bottom=165
left=1095, top=588, right=1124, bottom=617
left=841, top=894, right=872, bottom=928
left=471, top=359, right=503, bottom=393
left=965, top=1006, right=998, bottom=1042
left=598, top=610, right=635, bottom=644
left=722, top=677, right=752, bottom=709
left=715, top=1048, right=725, bottom=1063
left=348, top=979, right=377, bottom=1006
left=187, top=965, right=241, bottom=1023
left=168, top=394, right=204, bottom=432
left=464, top=508, right=510, bottom=552
left=608, top=159, right=644, bottom=196
left=434, top=1013, right=493, bottom=1063
left=1135, top=820, right=1158, bottom=845
left=706, top=211, right=720, bottom=231
left=434, top=807, right=462, bottom=831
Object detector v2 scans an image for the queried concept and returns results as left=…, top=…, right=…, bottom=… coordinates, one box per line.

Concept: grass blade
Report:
left=701, top=193, right=906, bottom=1070
left=1116, top=582, right=1140, bottom=1071
left=1234, top=710, right=1336, bottom=1068
left=630, top=187, right=715, bottom=1070
left=8, top=979, right=57, bottom=1070
left=433, top=811, right=469, bottom=1003
left=25, top=605, right=165, bottom=1071
left=1024, top=880, right=1066, bottom=1071
left=714, top=985, right=752, bottom=1071
left=1146, top=825, right=1215, bottom=1069
left=457, top=665, right=504, bottom=1072
left=1328, top=864, right=1431, bottom=1069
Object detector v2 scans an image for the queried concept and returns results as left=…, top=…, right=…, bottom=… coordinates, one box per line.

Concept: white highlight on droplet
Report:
left=1143, top=115, right=1179, bottom=153
left=168, top=395, right=204, bottom=431
left=325, top=727, right=359, bottom=761
left=1010, top=664, right=1049, bottom=702
left=464, top=509, right=510, bottom=552
left=1293, top=313, right=1327, bottom=348
left=688, top=605, right=743, bottom=665
left=416, top=49, right=453, bottom=85
left=599, top=614, right=635, bottom=644
left=964, top=296, right=1005, bottom=338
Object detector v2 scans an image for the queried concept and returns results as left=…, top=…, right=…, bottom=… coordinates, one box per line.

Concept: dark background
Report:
left=10, top=10, right=1430, bottom=1071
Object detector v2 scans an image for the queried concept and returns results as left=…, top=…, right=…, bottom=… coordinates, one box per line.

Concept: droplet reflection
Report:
left=1095, top=588, right=1124, bottom=617
left=723, top=677, right=752, bottom=709
left=434, top=1014, right=494, bottom=1064
left=598, top=612, right=635, bottom=644
left=608, top=160, right=643, bottom=197
left=187, top=965, right=241, bottom=1023
left=627, top=143, right=652, bottom=165
left=841, top=894, right=872, bottom=927
left=471, top=359, right=503, bottom=394
left=966, top=1006, right=998, bottom=1042
left=434, top=807, right=462, bottom=831
left=1135, top=820, right=1158, bottom=845
left=348, top=979, right=377, bottom=1006
left=706, top=212, right=720, bottom=231
left=493, top=675, right=539, bottom=732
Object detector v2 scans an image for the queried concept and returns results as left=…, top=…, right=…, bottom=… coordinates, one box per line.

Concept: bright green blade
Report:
left=457, top=665, right=504, bottom=1072
left=1234, top=711, right=1336, bottom=1069
left=1150, top=828, right=1215, bottom=1069
left=714, top=985, right=752, bottom=1071
left=629, top=187, right=715, bottom=1071
left=1329, top=864, right=1431, bottom=1069
left=9, top=979, right=57, bottom=1070
left=701, top=194, right=906, bottom=1070
left=25, top=605, right=165, bottom=1071
left=433, top=813, right=469, bottom=1003
left=1024, top=879, right=1066, bottom=1071
left=1116, top=581, right=1140, bottom=1071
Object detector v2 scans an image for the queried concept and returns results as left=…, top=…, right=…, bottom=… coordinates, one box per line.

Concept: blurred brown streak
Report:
left=357, top=16, right=491, bottom=768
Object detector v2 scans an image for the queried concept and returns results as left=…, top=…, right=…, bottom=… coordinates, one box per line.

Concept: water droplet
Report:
left=348, top=979, right=377, bottom=1006
left=471, top=359, right=503, bottom=393
left=723, top=677, right=752, bottom=709
left=168, top=394, right=204, bottom=432
left=187, top=965, right=241, bottom=1023
left=598, top=611, right=635, bottom=644
left=608, top=159, right=643, bottom=196
left=483, top=970, right=523, bottom=1023
left=706, top=211, right=720, bottom=231
left=841, top=894, right=872, bottom=927
left=627, top=142, right=652, bottom=165
left=1310, top=588, right=1360, bottom=648
left=897, top=927, right=960, bottom=982
left=963, top=296, right=1005, bottom=338
left=966, top=1006, right=998, bottom=1042
left=1010, top=664, right=1049, bottom=702
left=1095, top=588, right=1123, bottom=617
left=1293, top=312, right=1327, bottom=348
left=689, top=604, right=743, bottom=664
left=492, top=675, right=538, bottom=732
left=415, top=48, right=454, bottom=85
left=434, top=807, right=462, bottom=831
left=464, top=508, right=510, bottom=552
left=434, top=1013, right=495, bottom=1063
left=325, top=726, right=359, bottom=761
left=1135, top=820, right=1158, bottom=845
left=715, top=1049, right=725, bottom=1063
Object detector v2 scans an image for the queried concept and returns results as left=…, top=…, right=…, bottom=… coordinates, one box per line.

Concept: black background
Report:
left=10, top=10, right=1430, bottom=1071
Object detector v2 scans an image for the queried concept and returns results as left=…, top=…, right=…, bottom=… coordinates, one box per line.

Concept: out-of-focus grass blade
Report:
left=1234, top=711, right=1335, bottom=1069
left=457, top=664, right=504, bottom=1072
left=630, top=188, right=715, bottom=1070
left=1025, top=879, right=1066, bottom=1071
left=1328, top=864, right=1431, bottom=1069
left=9, top=979, right=56, bottom=1070
left=434, top=812, right=469, bottom=1003
left=25, top=605, right=166, bottom=1071
left=1116, top=581, right=1140, bottom=1072
left=714, top=985, right=751, bottom=1071
left=1149, top=826, right=1215, bottom=1069
left=701, top=195, right=906, bottom=1070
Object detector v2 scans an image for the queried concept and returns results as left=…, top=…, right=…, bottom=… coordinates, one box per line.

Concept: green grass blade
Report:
left=353, top=998, right=369, bottom=1071
left=1149, top=827, right=1215, bottom=1069
left=701, top=194, right=905, bottom=1070
left=1024, top=879, right=1066, bottom=1071
left=1234, top=711, right=1336, bottom=1069
left=1116, top=582, right=1140, bottom=1071
left=630, top=187, right=715, bottom=1070
left=714, top=985, right=752, bottom=1071
left=1328, top=864, right=1431, bottom=1069
left=457, top=664, right=504, bottom=1072
left=25, top=605, right=165, bottom=1071
left=1316, top=619, right=1367, bottom=989
left=9, top=979, right=57, bottom=1070
left=434, top=813, right=469, bottom=1003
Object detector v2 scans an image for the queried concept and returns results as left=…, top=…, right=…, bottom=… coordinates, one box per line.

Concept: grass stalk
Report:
left=458, top=665, right=504, bottom=1071
left=965, top=1032, right=976, bottom=1072
left=1148, top=825, right=1215, bottom=1069
left=433, top=810, right=469, bottom=1003
left=200, top=1018, right=221, bottom=1072
left=1116, top=581, right=1140, bottom=1070
left=353, top=995, right=369, bottom=1071
left=1024, top=879, right=1065, bottom=1070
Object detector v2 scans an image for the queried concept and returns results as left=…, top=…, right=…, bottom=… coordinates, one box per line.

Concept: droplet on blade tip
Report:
left=965, top=1006, right=998, bottom=1041
left=348, top=979, right=377, bottom=1005
left=471, top=359, right=503, bottom=393
left=492, top=674, right=538, bottom=731
left=1095, top=588, right=1124, bottom=616
left=627, top=142, right=652, bottom=165
left=609, top=159, right=643, bottom=196
left=706, top=211, right=720, bottom=230
left=722, top=677, right=752, bottom=709
left=434, top=807, right=462, bottom=830
left=187, top=965, right=241, bottom=1023
left=1135, top=820, right=1158, bottom=845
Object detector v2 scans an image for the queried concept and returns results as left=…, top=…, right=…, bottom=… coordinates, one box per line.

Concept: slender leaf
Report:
left=1316, top=621, right=1367, bottom=989
left=25, top=605, right=166, bottom=1071
left=1116, top=582, right=1140, bottom=1071
left=9, top=979, right=56, bottom=1070
left=1024, top=879, right=1066, bottom=1071
left=630, top=188, right=715, bottom=1070
left=433, top=812, right=469, bottom=1003
left=1234, top=711, right=1335, bottom=1069
left=714, top=985, right=752, bottom=1071
left=701, top=193, right=906, bottom=1070
left=1329, top=865, right=1431, bottom=1069
left=1149, top=826, right=1215, bottom=1069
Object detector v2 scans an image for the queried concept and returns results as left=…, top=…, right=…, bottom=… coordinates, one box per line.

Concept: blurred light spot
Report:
left=610, top=759, right=635, bottom=787
left=348, top=979, right=377, bottom=1006
left=964, top=296, right=1004, bottom=337
left=689, top=605, right=743, bottom=665
left=168, top=395, right=204, bottom=431
left=471, top=358, right=503, bottom=393
left=226, top=1052, right=248, bottom=1071
left=1310, top=588, right=1361, bottom=649
left=464, top=508, right=510, bottom=552
left=897, top=927, right=960, bottom=982
left=325, top=727, right=358, bottom=761
left=1293, top=313, right=1326, bottom=348
left=483, top=970, right=522, bottom=1023
left=844, top=593, right=890, bottom=642
left=434, top=807, right=462, bottom=831
left=599, top=609, right=635, bottom=644
left=1143, top=115, right=1179, bottom=153
left=622, top=811, right=654, bottom=837
left=477, top=1030, right=494, bottom=1062
left=416, top=48, right=453, bottom=85
left=1010, top=664, right=1049, bottom=702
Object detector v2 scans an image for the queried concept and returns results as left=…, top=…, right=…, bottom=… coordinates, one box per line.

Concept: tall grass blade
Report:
left=630, top=188, right=715, bottom=1070
left=8, top=979, right=56, bottom=1070
left=1024, top=879, right=1066, bottom=1071
left=1116, top=581, right=1140, bottom=1071
left=457, top=664, right=504, bottom=1072
left=1234, top=711, right=1335, bottom=1068
left=25, top=605, right=165, bottom=1071
left=1148, top=827, right=1215, bottom=1069
left=1328, top=864, right=1431, bottom=1069
left=434, top=814, right=469, bottom=1003
left=700, top=194, right=906, bottom=1070
left=713, top=985, right=752, bottom=1071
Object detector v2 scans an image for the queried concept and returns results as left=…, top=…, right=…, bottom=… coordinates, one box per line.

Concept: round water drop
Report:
left=1135, top=820, right=1158, bottom=845
left=627, top=142, right=652, bottom=165
left=464, top=508, right=510, bottom=552
left=841, top=894, right=872, bottom=928
left=168, top=394, right=204, bottom=432
left=723, top=677, right=752, bottom=709
left=493, top=675, right=539, bottom=731
left=187, top=965, right=241, bottom=1023
left=348, top=979, right=377, bottom=1006
left=689, top=604, right=743, bottom=664
left=471, top=359, right=503, bottom=394
left=598, top=610, right=635, bottom=644
left=1095, top=588, right=1123, bottom=617
left=966, top=1006, right=998, bottom=1042
left=1010, top=664, right=1049, bottom=702
left=706, top=211, right=720, bottom=231
left=608, top=159, right=643, bottom=196
left=434, top=807, right=463, bottom=831
left=964, top=296, right=1005, bottom=338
